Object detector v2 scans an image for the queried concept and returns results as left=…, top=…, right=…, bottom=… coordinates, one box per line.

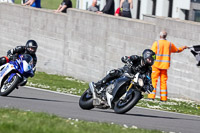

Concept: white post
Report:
left=156, top=0, right=169, bottom=17
left=131, top=0, right=138, bottom=18
left=140, top=0, right=153, bottom=19
left=172, top=0, right=190, bottom=20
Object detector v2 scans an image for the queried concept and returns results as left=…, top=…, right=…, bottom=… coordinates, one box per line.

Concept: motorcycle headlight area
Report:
left=23, top=61, right=32, bottom=72
left=138, top=78, right=144, bottom=87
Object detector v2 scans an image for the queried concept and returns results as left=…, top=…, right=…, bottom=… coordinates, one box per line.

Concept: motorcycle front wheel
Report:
left=79, top=89, right=94, bottom=110
left=114, top=90, right=142, bottom=114
left=0, top=74, right=20, bottom=96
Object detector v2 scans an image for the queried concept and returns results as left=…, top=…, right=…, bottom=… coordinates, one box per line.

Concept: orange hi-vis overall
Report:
left=148, top=40, right=185, bottom=101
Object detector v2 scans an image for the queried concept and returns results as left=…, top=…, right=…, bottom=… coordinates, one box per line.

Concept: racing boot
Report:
left=94, top=74, right=112, bottom=93
left=94, top=70, right=119, bottom=93
left=94, top=81, right=104, bottom=94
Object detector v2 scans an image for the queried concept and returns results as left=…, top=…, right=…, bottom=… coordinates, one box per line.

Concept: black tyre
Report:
left=79, top=89, right=94, bottom=110
left=0, top=74, right=20, bottom=96
left=114, top=90, right=141, bottom=114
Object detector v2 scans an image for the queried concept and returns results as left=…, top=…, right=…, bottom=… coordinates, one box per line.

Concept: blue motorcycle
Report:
left=0, top=54, right=34, bottom=96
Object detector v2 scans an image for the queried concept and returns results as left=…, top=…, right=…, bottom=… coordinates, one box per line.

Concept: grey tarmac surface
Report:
left=0, top=86, right=200, bottom=133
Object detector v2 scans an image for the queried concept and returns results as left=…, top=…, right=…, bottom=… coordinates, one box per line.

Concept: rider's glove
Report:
left=7, top=49, right=16, bottom=61
left=7, top=54, right=13, bottom=60
left=7, top=49, right=13, bottom=58
left=121, top=56, right=130, bottom=63
left=8, top=55, right=18, bottom=61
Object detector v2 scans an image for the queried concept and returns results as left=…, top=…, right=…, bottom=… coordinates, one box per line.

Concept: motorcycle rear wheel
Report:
left=79, top=89, right=94, bottom=110
left=114, top=90, right=142, bottom=114
left=0, top=74, right=20, bottom=96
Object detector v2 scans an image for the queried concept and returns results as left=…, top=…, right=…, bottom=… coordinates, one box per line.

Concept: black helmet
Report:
left=142, top=49, right=156, bottom=66
left=26, top=40, right=38, bottom=54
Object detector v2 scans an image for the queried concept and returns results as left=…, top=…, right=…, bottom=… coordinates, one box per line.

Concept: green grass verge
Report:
left=0, top=108, right=162, bottom=133
left=138, top=97, right=200, bottom=116
left=27, top=72, right=200, bottom=116
left=27, top=72, right=88, bottom=95
left=14, top=0, right=76, bottom=9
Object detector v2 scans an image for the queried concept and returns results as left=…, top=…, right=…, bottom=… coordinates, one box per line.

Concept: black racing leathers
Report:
left=7, top=46, right=37, bottom=68
left=121, top=55, right=152, bottom=77
left=95, top=55, right=153, bottom=91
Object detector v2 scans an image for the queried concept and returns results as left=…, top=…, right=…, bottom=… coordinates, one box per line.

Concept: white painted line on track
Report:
left=135, top=106, right=200, bottom=118
left=24, top=86, right=80, bottom=98
left=25, top=86, right=200, bottom=118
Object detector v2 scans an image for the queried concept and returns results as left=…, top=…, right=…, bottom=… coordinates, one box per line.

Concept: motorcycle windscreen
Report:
left=22, top=54, right=33, bottom=65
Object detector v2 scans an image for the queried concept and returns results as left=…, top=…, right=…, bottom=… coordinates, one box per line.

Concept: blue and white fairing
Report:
left=0, top=54, right=34, bottom=87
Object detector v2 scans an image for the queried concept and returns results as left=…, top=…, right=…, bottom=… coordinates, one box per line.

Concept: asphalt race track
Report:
left=0, top=86, right=200, bottom=133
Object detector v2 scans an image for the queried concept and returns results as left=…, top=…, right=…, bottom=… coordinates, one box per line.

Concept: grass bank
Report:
left=27, top=72, right=200, bottom=116
left=27, top=72, right=88, bottom=95
left=138, top=97, right=200, bottom=116
left=0, top=108, right=162, bottom=133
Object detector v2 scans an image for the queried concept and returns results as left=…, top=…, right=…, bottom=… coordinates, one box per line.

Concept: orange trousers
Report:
left=148, top=66, right=168, bottom=101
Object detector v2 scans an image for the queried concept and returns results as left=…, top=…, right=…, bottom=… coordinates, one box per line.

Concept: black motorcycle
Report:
left=79, top=72, right=153, bottom=114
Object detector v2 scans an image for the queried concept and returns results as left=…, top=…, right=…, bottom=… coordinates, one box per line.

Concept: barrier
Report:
left=0, top=3, right=200, bottom=101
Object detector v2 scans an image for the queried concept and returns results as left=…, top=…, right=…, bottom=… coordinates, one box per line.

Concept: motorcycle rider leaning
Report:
left=94, top=49, right=156, bottom=93
left=0, top=40, right=38, bottom=80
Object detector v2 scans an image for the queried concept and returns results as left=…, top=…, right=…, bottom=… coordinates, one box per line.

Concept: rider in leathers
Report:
left=0, top=40, right=38, bottom=85
left=0, top=40, right=38, bottom=69
left=94, top=49, right=156, bottom=92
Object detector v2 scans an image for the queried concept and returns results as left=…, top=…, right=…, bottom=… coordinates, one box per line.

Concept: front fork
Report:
left=127, top=80, right=134, bottom=92
left=122, top=78, right=144, bottom=100
left=6, top=73, right=23, bottom=89
left=7, top=73, right=16, bottom=83
left=120, top=81, right=134, bottom=100
left=7, top=73, right=22, bottom=83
